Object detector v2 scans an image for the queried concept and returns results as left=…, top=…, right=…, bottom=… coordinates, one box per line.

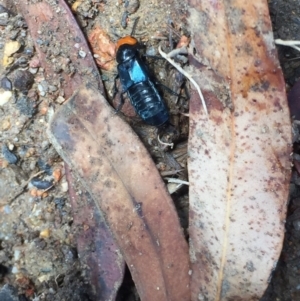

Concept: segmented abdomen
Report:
left=128, top=80, right=169, bottom=126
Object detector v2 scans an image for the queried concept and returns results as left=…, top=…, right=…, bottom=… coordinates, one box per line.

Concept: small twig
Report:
left=275, top=39, right=300, bottom=52
left=55, top=274, right=63, bottom=288
left=160, top=169, right=183, bottom=176
left=151, top=36, right=168, bottom=40
left=157, top=135, right=174, bottom=149
left=7, top=170, right=45, bottom=204
left=166, top=178, right=189, bottom=185
left=158, top=45, right=208, bottom=116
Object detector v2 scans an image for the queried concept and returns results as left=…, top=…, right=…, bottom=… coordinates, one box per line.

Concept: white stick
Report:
left=166, top=178, right=190, bottom=186
left=157, top=135, right=174, bottom=149
left=275, top=39, right=300, bottom=52
left=158, top=45, right=208, bottom=116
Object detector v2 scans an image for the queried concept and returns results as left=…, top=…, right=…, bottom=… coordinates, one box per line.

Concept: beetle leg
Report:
left=112, top=74, right=120, bottom=99
left=156, top=82, right=188, bottom=101
left=115, top=92, right=125, bottom=113
left=183, top=82, right=190, bottom=100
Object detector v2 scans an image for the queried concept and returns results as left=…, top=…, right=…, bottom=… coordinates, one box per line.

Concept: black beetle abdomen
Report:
left=128, top=81, right=169, bottom=126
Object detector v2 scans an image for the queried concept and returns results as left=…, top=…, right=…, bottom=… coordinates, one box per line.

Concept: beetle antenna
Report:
left=131, top=17, right=140, bottom=36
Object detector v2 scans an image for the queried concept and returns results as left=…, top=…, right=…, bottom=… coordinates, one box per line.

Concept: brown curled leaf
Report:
left=16, top=1, right=123, bottom=300
left=65, top=164, right=125, bottom=301
left=88, top=26, right=116, bottom=71
left=47, top=85, right=191, bottom=301
left=187, top=1, right=292, bottom=300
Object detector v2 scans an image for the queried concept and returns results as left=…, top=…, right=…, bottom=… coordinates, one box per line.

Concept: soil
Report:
left=0, top=0, right=299, bottom=300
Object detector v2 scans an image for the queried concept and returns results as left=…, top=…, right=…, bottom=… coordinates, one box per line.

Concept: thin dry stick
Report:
left=7, top=170, right=45, bottom=204
left=275, top=39, right=300, bottom=52
left=157, top=135, right=174, bottom=149
left=166, top=178, right=189, bottom=185
left=158, top=45, right=208, bottom=116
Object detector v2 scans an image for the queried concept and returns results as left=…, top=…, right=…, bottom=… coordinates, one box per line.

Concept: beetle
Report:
left=114, top=19, right=169, bottom=127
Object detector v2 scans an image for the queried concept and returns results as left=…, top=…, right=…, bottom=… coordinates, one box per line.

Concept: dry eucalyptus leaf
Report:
left=187, top=1, right=292, bottom=300
left=16, top=1, right=122, bottom=299
left=48, top=85, right=191, bottom=301
left=65, top=165, right=125, bottom=301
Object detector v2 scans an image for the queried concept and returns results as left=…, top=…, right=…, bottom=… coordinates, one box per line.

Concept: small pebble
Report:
left=15, top=56, right=29, bottom=68
left=27, top=89, right=39, bottom=102
left=9, top=29, right=20, bottom=41
left=40, top=229, right=50, bottom=239
left=41, top=140, right=50, bottom=149
left=39, top=80, right=49, bottom=93
left=0, top=284, right=19, bottom=301
left=60, top=181, right=69, bottom=192
left=146, top=46, right=157, bottom=56
left=29, top=67, right=38, bottom=74
left=2, top=144, right=18, bottom=164
left=0, top=4, right=10, bottom=14
left=38, top=158, right=52, bottom=175
left=54, top=198, right=65, bottom=209
left=11, top=266, right=18, bottom=274
left=3, top=205, right=11, bottom=214
left=31, top=177, right=53, bottom=190
left=16, top=96, right=36, bottom=117
left=36, top=38, right=44, bottom=45
left=1, top=119, right=11, bottom=131
left=62, top=245, right=77, bottom=263
left=29, top=160, right=36, bottom=170
left=14, top=249, right=20, bottom=261
left=18, top=145, right=28, bottom=157
left=1, top=77, right=12, bottom=90
left=34, top=237, right=47, bottom=249
left=0, top=90, right=12, bottom=106
left=0, top=12, right=9, bottom=26
left=40, top=106, right=48, bottom=115
left=20, top=29, right=26, bottom=37
left=23, top=47, right=34, bottom=56
left=3, top=41, right=21, bottom=66
left=53, top=169, right=62, bottom=182
left=79, top=50, right=86, bottom=58
left=13, top=70, right=34, bottom=92
left=55, top=95, right=65, bottom=104
left=8, top=143, right=14, bottom=151
left=125, top=0, right=140, bottom=14
left=37, top=84, right=46, bottom=96
left=48, top=85, right=58, bottom=92
left=121, top=11, right=129, bottom=29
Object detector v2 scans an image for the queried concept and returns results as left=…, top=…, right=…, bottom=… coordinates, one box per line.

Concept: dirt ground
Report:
left=0, top=0, right=299, bottom=300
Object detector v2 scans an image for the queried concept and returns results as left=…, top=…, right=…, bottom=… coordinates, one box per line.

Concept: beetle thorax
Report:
left=116, top=44, right=138, bottom=63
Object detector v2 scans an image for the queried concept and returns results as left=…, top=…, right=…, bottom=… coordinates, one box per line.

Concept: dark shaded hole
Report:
left=0, top=264, right=9, bottom=277
left=116, top=265, right=140, bottom=301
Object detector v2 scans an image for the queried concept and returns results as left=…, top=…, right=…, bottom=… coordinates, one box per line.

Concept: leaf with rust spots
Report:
left=16, top=0, right=102, bottom=100
left=48, top=86, right=191, bottom=301
left=187, top=1, right=292, bottom=300
left=16, top=1, right=123, bottom=300
left=65, top=164, right=125, bottom=301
